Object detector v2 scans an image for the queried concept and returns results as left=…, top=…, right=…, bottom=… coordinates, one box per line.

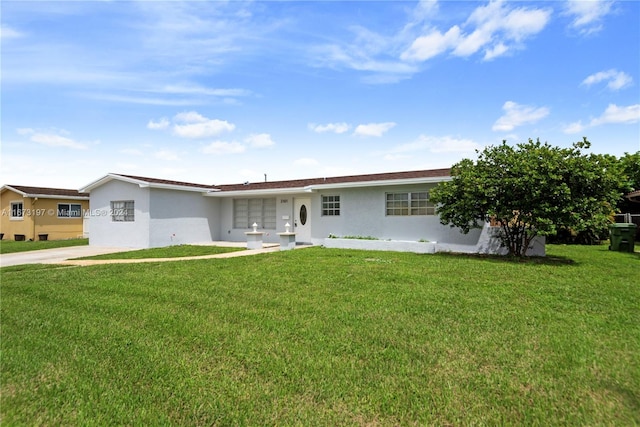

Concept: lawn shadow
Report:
left=430, top=251, right=577, bottom=266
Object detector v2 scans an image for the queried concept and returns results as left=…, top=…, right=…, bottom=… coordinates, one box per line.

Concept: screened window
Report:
left=58, top=203, right=82, bottom=218
left=321, top=195, right=340, bottom=216
left=111, top=200, right=135, bottom=222
left=386, top=192, right=435, bottom=216
left=234, top=198, right=276, bottom=229
left=10, top=202, right=23, bottom=219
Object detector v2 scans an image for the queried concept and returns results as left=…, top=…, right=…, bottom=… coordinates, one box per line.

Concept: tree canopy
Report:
left=430, top=138, right=627, bottom=256
left=618, top=151, right=640, bottom=214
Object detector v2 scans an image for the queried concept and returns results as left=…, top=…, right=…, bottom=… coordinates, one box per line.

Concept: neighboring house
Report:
left=0, top=185, right=89, bottom=241
left=627, top=189, right=640, bottom=204
left=80, top=169, right=483, bottom=249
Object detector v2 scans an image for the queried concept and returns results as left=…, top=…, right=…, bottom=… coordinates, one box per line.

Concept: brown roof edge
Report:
left=4, top=185, right=89, bottom=198
left=214, top=168, right=451, bottom=192
left=627, top=189, right=640, bottom=202
left=114, top=174, right=216, bottom=189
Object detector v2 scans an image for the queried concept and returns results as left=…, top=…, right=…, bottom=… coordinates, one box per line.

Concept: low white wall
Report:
left=323, top=224, right=546, bottom=256
left=324, top=238, right=436, bottom=253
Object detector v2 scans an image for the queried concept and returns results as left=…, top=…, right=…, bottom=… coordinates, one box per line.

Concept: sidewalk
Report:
left=58, top=244, right=285, bottom=266
left=1, top=242, right=311, bottom=267
left=1, top=246, right=131, bottom=268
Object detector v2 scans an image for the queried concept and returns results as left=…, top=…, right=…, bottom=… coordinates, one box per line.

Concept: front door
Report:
left=294, top=198, right=311, bottom=243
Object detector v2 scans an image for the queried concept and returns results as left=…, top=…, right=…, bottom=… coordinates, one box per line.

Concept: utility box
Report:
left=609, top=223, right=637, bottom=252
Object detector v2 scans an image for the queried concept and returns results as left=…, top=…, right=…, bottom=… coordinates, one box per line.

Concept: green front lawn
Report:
left=74, top=244, right=245, bottom=260
left=1, top=245, right=638, bottom=425
left=0, top=238, right=88, bottom=254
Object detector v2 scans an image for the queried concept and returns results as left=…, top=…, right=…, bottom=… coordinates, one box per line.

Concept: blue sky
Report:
left=1, top=0, right=639, bottom=188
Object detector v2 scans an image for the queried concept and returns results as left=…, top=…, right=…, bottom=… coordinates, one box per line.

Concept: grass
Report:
left=0, top=238, right=88, bottom=254
left=1, top=245, right=639, bottom=425
left=73, top=244, right=245, bottom=260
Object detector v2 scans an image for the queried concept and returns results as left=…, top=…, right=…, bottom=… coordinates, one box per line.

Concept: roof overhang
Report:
left=1, top=185, right=89, bottom=200
left=205, top=187, right=310, bottom=197
left=303, top=176, right=451, bottom=191
left=80, top=174, right=214, bottom=193
left=205, top=175, right=451, bottom=197
left=627, top=189, right=640, bottom=203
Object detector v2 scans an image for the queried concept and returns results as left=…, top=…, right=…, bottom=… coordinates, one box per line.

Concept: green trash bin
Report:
left=609, top=223, right=637, bottom=252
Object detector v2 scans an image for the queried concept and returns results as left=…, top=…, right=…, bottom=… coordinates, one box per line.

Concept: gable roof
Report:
left=209, top=168, right=451, bottom=196
left=214, top=169, right=450, bottom=192
left=80, top=168, right=452, bottom=196
left=1, top=185, right=89, bottom=200
left=80, top=173, right=215, bottom=193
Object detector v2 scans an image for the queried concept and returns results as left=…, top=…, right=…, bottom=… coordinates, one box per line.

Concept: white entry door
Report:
left=294, top=198, right=311, bottom=243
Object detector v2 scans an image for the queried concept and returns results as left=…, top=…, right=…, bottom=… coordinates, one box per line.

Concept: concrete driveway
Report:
left=0, top=246, right=131, bottom=267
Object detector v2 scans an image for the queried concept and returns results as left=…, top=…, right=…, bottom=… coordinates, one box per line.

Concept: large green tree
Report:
left=430, top=138, right=626, bottom=256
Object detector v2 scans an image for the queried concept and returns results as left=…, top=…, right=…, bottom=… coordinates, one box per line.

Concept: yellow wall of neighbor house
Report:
left=1, top=189, right=34, bottom=240
left=0, top=190, right=89, bottom=241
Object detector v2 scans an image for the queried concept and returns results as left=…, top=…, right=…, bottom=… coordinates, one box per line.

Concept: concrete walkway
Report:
left=1, top=242, right=308, bottom=267
left=1, top=246, right=132, bottom=268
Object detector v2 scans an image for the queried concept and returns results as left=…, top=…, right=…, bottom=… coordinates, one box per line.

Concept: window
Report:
left=111, top=200, right=135, bottom=222
left=58, top=203, right=82, bottom=218
left=321, top=195, right=340, bottom=216
left=10, top=202, right=23, bottom=219
left=233, top=198, right=276, bottom=229
left=386, top=192, right=435, bottom=216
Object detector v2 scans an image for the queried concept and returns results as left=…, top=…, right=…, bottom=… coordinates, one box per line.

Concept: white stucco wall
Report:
left=87, top=180, right=151, bottom=248
left=309, top=184, right=481, bottom=246
left=148, top=188, right=220, bottom=247
left=88, top=180, right=482, bottom=249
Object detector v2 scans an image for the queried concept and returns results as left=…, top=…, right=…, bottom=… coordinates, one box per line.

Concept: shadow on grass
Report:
left=0, top=264, right=77, bottom=274
left=429, top=251, right=577, bottom=266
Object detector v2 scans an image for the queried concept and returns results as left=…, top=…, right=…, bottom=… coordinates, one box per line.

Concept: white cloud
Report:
left=172, top=111, right=235, bottom=138
left=386, top=135, right=482, bottom=155
left=401, top=26, right=461, bottom=61
left=17, top=128, right=88, bottom=150
left=293, top=158, right=319, bottom=166
left=201, top=141, right=245, bottom=155
left=492, top=101, right=549, bottom=132
left=565, top=0, right=614, bottom=35
left=402, top=1, right=550, bottom=62
left=483, top=42, right=508, bottom=61
left=154, top=149, right=180, bottom=161
left=582, top=69, right=633, bottom=91
left=245, top=133, right=275, bottom=148
left=1, top=26, right=23, bottom=39
left=590, top=104, right=640, bottom=126
left=563, top=121, right=585, bottom=134
left=564, top=104, right=639, bottom=134
left=174, top=111, right=207, bottom=123
left=16, top=128, right=34, bottom=136
left=120, top=148, right=144, bottom=156
left=88, top=94, right=201, bottom=106
left=308, top=122, right=351, bottom=134
left=147, top=118, right=170, bottom=130
left=160, top=85, right=252, bottom=98
left=353, top=122, right=396, bottom=137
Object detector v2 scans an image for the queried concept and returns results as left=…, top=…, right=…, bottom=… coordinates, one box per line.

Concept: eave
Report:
left=80, top=173, right=214, bottom=193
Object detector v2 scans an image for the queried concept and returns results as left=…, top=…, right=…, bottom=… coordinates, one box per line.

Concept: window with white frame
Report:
left=10, top=202, right=23, bottom=219
left=321, top=195, right=340, bottom=216
left=58, top=203, right=82, bottom=218
left=111, top=200, right=135, bottom=222
left=386, top=192, right=434, bottom=216
left=233, top=198, right=276, bottom=229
